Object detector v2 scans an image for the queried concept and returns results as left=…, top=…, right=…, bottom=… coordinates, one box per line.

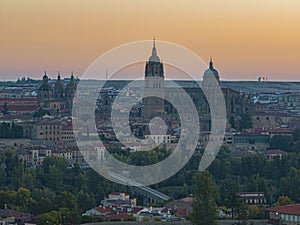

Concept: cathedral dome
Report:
left=203, top=58, right=219, bottom=81
left=42, top=71, right=48, bottom=81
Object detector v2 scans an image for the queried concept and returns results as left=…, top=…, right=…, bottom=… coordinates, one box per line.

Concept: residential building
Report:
left=236, top=192, right=267, bottom=205
left=267, top=204, right=300, bottom=225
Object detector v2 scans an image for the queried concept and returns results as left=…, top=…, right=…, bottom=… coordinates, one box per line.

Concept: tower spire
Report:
left=209, top=56, right=214, bottom=69
left=149, top=37, right=160, bottom=62
left=58, top=71, right=61, bottom=80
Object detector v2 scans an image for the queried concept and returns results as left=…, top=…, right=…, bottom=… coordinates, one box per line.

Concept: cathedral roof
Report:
left=203, top=58, right=219, bottom=80
left=43, top=71, right=48, bottom=80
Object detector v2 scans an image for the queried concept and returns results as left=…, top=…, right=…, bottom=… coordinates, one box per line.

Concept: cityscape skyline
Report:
left=0, top=0, right=300, bottom=81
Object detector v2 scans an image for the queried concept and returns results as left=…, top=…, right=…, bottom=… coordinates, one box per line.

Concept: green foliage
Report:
left=275, top=196, right=293, bottom=206
left=15, top=187, right=35, bottom=212
left=239, top=113, right=253, bottom=130
left=1, top=102, right=9, bottom=115
left=36, top=210, right=62, bottom=225
left=77, top=191, right=95, bottom=212
left=190, top=171, right=219, bottom=225
left=279, top=167, right=300, bottom=201
left=108, top=146, right=171, bottom=166
left=2, top=141, right=300, bottom=223
left=56, top=191, right=78, bottom=210
left=270, top=135, right=294, bottom=152
left=230, top=116, right=236, bottom=129
left=33, top=108, right=50, bottom=118
left=247, top=205, right=260, bottom=219
left=293, top=129, right=300, bottom=141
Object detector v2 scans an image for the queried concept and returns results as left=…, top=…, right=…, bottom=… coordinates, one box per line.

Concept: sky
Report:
left=0, top=0, right=299, bottom=81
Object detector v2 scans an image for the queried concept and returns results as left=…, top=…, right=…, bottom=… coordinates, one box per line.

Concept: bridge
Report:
left=81, top=163, right=170, bottom=203
left=108, top=171, right=170, bottom=203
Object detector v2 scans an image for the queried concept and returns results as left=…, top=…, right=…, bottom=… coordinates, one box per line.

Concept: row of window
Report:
left=281, top=213, right=300, bottom=222
left=44, top=131, right=59, bottom=134
left=40, top=125, right=60, bottom=129
left=45, top=137, right=60, bottom=141
left=62, top=136, right=74, bottom=140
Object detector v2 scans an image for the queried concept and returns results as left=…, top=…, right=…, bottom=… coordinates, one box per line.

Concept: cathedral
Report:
left=97, top=39, right=254, bottom=135
left=142, top=39, right=253, bottom=131
left=37, top=71, right=77, bottom=113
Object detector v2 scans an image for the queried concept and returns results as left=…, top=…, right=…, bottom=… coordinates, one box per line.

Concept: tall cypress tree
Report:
left=190, top=170, right=219, bottom=225
left=2, top=102, right=9, bottom=115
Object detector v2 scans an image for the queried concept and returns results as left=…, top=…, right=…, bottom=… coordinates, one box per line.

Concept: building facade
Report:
left=37, top=71, right=77, bottom=113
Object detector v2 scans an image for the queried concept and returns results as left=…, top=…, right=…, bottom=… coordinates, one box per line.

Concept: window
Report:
left=285, top=214, right=289, bottom=221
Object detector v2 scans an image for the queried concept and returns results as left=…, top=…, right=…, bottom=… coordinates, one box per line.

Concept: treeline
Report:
left=1, top=144, right=300, bottom=223
left=152, top=146, right=300, bottom=205
left=0, top=149, right=130, bottom=225
left=270, top=131, right=300, bottom=152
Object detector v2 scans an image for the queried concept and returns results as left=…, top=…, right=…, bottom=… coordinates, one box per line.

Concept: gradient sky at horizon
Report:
left=0, top=0, right=299, bottom=81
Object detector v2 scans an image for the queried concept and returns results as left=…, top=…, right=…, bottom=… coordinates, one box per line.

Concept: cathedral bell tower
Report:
left=143, top=38, right=165, bottom=120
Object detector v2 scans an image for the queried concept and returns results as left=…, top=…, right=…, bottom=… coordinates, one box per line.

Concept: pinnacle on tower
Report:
left=149, top=37, right=160, bottom=62
left=209, top=57, right=214, bottom=69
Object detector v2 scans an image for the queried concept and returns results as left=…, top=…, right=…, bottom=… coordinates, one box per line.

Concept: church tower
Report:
left=65, top=72, right=77, bottom=109
left=54, top=71, right=64, bottom=99
left=38, top=71, right=53, bottom=108
left=143, top=38, right=165, bottom=119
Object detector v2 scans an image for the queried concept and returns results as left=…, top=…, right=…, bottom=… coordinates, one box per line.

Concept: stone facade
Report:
left=37, top=71, right=77, bottom=113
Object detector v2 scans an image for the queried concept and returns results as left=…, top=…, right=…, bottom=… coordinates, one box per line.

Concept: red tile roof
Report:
left=0, top=97, right=38, bottom=102
left=0, top=105, right=38, bottom=112
left=95, top=207, right=113, bottom=214
left=267, top=204, right=300, bottom=215
left=266, top=150, right=288, bottom=155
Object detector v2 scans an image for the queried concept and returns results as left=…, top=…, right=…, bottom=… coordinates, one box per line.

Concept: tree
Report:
left=239, top=113, right=252, bottom=130
left=270, top=135, right=294, bottom=152
left=36, top=210, right=61, bottom=225
left=1, top=102, right=9, bottom=115
left=293, top=128, right=300, bottom=141
left=34, top=108, right=50, bottom=118
left=190, top=171, right=219, bottom=225
left=275, top=196, right=293, bottom=206
left=15, top=187, right=35, bottom=212
left=248, top=205, right=260, bottom=219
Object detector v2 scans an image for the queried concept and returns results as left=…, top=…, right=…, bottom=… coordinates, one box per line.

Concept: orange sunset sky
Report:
left=0, top=0, right=299, bottom=81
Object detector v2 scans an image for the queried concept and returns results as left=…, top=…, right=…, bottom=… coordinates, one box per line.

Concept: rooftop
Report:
left=267, top=204, right=300, bottom=215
